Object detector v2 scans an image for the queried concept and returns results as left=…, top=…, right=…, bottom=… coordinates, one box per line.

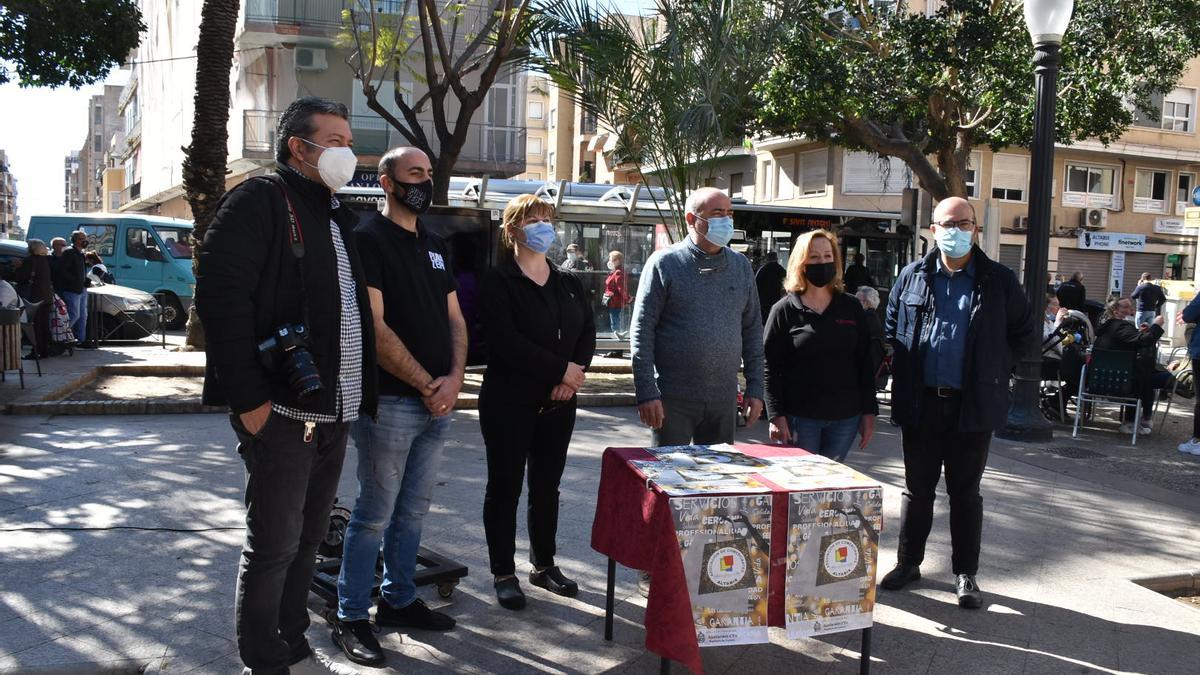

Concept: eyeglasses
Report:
left=933, top=219, right=976, bottom=231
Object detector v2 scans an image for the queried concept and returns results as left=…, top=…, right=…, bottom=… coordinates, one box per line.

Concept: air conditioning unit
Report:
left=1081, top=207, right=1107, bottom=230
left=1013, top=216, right=1029, bottom=231
left=295, top=47, right=327, bottom=71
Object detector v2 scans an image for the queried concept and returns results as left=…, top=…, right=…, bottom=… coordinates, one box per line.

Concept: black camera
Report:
left=257, top=323, right=323, bottom=399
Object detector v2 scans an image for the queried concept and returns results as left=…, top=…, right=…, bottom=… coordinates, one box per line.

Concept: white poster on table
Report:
left=785, top=488, right=883, bottom=639
left=671, top=494, right=772, bottom=647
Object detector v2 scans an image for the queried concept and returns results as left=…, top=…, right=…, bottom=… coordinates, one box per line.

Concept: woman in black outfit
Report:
left=764, top=229, right=877, bottom=462
left=480, top=194, right=596, bottom=610
left=13, top=239, right=54, bottom=358
left=1094, top=297, right=1164, bottom=435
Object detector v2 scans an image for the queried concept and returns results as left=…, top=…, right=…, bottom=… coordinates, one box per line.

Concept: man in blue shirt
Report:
left=882, top=197, right=1032, bottom=609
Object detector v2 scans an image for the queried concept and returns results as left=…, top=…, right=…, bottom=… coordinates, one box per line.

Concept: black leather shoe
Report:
left=495, top=576, right=526, bottom=610
left=330, top=617, right=385, bottom=667
left=375, top=597, right=455, bottom=630
left=956, top=574, right=983, bottom=609
left=529, top=566, right=579, bottom=598
left=879, top=564, right=921, bottom=590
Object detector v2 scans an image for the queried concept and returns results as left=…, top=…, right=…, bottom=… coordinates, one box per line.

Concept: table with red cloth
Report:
left=591, top=443, right=877, bottom=675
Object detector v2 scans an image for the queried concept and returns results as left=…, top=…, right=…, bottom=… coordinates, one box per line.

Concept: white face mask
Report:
left=607, top=261, right=616, bottom=271
left=299, top=138, right=357, bottom=191
left=567, top=252, right=579, bottom=262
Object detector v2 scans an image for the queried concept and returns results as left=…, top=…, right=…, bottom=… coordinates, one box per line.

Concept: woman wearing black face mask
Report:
left=762, top=230, right=878, bottom=462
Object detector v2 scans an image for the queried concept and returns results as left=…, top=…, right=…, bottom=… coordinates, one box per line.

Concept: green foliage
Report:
left=529, top=0, right=792, bottom=236
left=0, top=0, right=144, bottom=88
left=755, top=1, right=1200, bottom=200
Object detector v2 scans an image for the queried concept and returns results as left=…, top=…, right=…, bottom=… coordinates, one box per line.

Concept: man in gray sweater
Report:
left=630, top=187, right=765, bottom=446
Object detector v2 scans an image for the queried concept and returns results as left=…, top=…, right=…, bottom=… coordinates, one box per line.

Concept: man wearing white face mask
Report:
left=196, top=97, right=375, bottom=675
left=630, top=187, right=765, bottom=446
left=881, top=196, right=1032, bottom=610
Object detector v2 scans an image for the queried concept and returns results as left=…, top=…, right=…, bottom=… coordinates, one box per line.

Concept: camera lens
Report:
left=285, top=350, right=324, bottom=399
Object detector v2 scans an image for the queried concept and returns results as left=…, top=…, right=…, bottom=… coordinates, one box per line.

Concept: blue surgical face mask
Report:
left=699, top=215, right=734, bottom=248
left=935, top=226, right=973, bottom=259
left=519, top=221, right=557, bottom=254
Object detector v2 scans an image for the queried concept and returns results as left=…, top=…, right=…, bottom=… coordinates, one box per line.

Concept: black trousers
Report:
left=480, top=400, right=577, bottom=576
left=231, top=414, right=349, bottom=673
left=897, top=391, right=991, bottom=576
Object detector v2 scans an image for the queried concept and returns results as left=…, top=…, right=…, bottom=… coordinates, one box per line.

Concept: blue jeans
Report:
left=789, top=414, right=861, bottom=463
left=609, top=307, right=623, bottom=334
left=337, top=396, right=450, bottom=620
left=1136, top=310, right=1156, bottom=328
left=61, top=290, right=87, bottom=343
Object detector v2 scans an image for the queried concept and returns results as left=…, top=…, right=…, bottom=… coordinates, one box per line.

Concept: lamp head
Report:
left=1024, top=0, right=1074, bottom=45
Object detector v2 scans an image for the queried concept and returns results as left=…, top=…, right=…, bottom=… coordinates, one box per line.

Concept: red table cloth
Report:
left=591, top=444, right=820, bottom=675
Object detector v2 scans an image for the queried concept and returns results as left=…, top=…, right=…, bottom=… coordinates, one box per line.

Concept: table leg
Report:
left=660, top=656, right=670, bottom=674
left=859, top=626, right=872, bottom=675
left=604, top=557, right=616, bottom=641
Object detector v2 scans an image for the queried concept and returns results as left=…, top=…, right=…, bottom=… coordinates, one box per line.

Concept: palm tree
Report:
left=181, top=0, right=239, bottom=350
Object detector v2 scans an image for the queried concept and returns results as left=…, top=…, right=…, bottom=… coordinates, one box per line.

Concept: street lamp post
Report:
left=998, top=0, right=1074, bottom=443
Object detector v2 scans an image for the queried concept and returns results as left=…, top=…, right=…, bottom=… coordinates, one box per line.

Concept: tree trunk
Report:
left=181, top=0, right=239, bottom=351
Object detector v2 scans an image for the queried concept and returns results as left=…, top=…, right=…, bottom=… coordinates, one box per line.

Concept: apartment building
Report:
left=117, top=0, right=527, bottom=218
left=69, top=86, right=124, bottom=213
left=0, top=150, right=16, bottom=237
left=63, top=151, right=83, bottom=212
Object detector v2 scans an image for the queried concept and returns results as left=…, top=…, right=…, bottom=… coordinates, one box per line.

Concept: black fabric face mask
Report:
left=393, top=178, right=434, bottom=214
left=806, top=262, right=837, bottom=288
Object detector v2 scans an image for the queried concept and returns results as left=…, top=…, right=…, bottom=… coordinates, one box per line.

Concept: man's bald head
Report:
left=685, top=187, right=730, bottom=217
left=932, top=196, right=976, bottom=225
left=379, top=146, right=433, bottom=183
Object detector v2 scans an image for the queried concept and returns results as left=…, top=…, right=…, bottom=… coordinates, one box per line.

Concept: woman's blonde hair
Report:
left=27, top=239, right=48, bottom=256
left=500, top=194, right=556, bottom=250
left=784, top=229, right=844, bottom=294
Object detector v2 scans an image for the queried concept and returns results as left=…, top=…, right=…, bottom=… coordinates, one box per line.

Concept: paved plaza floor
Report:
left=2, top=403, right=1199, bottom=674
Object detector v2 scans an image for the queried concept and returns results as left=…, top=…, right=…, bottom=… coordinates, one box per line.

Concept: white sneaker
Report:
left=290, top=651, right=360, bottom=675
left=1119, top=422, right=1136, bottom=435
left=1179, top=439, right=1200, bottom=455
left=1139, top=423, right=1153, bottom=436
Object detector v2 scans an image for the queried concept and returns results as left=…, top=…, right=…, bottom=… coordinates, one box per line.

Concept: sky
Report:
left=0, top=0, right=652, bottom=226
left=0, top=70, right=128, bottom=224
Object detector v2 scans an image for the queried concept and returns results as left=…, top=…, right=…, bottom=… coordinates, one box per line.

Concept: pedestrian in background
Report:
left=1131, top=272, right=1166, bottom=327
left=630, top=186, right=765, bottom=446
left=754, top=250, right=786, bottom=324
left=881, top=197, right=1032, bottom=610
left=1094, top=297, right=1163, bottom=436
left=560, top=242, right=591, bottom=272
left=331, top=147, right=465, bottom=667
left=480, top=194, right=595, bottom=611
left=855, top=285, right=889, bottom=390
left=842, top=252, right=875, bottom=293
left=764, top=230, right=877, bottom=462
left=1057, top=271, right=1086, bottom=311
left=603, top=249, right=629, bottom=337
left=59, top=231, right=89, bottom=346
left=1177, top=292, right=1200, bottom=456
left=12, top=239, right=53, bottom=359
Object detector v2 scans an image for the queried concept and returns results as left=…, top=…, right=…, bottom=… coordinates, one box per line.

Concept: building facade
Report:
left=0, top=150, right=17, bottom=237
left=63, top=151, right=83, bottom=213
left=70, top=86, right=124, bottom=212
left=117, top=0, right=527, bottom=218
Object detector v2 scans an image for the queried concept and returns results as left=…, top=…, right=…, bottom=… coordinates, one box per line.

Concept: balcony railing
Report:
left=244, top=0, right=347, bottom=28
left=242, top=110, right=527, bottom=171
left=119, top=182, right=141, bottom=208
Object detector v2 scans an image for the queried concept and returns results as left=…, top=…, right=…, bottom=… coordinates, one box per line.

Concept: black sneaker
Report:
left=956, top=574, right=983, bottom=609
left=375, top=597, right=455, bottom=631
left=529, top=565, right=579, bottom=597
left=329, top=617, right=385, bottom=667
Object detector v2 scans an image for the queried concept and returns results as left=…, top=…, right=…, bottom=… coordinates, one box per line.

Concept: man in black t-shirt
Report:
left=1131, top=272, right=1167, bottom=327
left=331, top=147, right=467, bottom=667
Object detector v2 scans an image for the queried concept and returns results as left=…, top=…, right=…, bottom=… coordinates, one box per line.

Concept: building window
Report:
left=1063, top=162, right=1117, bottom=208
left=775, top=154, right=796, bottom=200
left=963, top=151, right=981, bottom=199
left=843, top=151, right=908, bottom=195
left=1133, top=169, right=1170, bottom=213
left=1178, top=172, right=1196, bottom=215
left=93, top=105, right=103, bottom=125
left=529, top=100, right=544, bottom=119
left=799, top=148, right=828, bottom=195
left=528, top=136, right=544, bottom=156
left=730, top=172, right=744, bottom=198
left=93, top=133, right=103, bottom=152
left=548, top=108, right=556, bottom=130
left=548, top=151, right=555, bottom=173
left=527, top=172, right=542, bottom=181
left=1133, top=87, right=1196, bottom=132
left=760, top=160, right=774, bottom=201
left=990, top=154, right=1028, bottom=202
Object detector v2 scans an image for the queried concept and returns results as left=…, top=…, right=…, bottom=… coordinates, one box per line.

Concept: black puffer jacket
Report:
left=196, top=167, right=377, bottom=418
left=885, top=246, right=1033, bottom=432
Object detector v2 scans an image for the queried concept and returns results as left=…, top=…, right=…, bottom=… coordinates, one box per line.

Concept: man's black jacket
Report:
left=195, top=166, right=378, bottom=419
left=885, top=246, right=1033, bottom=432
left=1056, top=279, right=1086, bottom=311
left=58, top=248, right=87, bottom=294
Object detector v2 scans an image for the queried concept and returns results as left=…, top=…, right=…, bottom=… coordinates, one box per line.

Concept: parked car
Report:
left=26, top=213, right=194, bottom=329
left=0, top=239, right=161, bottom=340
